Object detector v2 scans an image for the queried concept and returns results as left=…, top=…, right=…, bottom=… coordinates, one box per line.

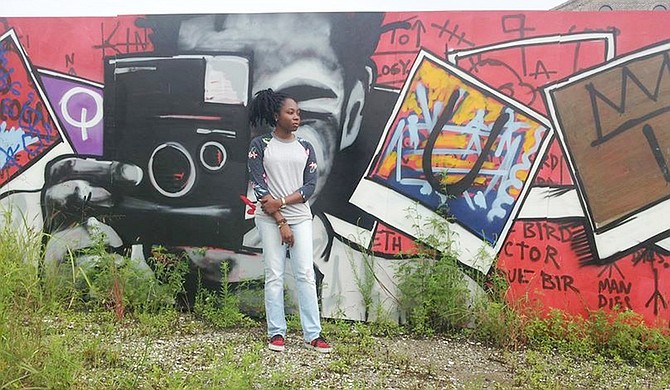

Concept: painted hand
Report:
left=42, top=156, right=146, bottom=271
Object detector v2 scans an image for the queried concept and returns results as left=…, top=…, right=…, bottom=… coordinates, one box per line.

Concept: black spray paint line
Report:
left=588, top=52, right=670, bottom=146
left=597, top=261, right=626, bottom=279
left=645, top=267, right=667, bottom=316
left=642, top=123, right=670, bottom=182
left=422, top=88, right=509, bottom=197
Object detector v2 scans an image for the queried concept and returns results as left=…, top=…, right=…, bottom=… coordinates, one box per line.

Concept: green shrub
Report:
left=513, top=308, right=670, bottom=368
left=44, top=234, right=190, bottom=318
left=397, top=253, right=471, bottom=334
left=395, top=209, right=471, bottom=334
left=143, top=245, right=190, bottom=313
left=193, top=261, right=256, bottom=328
left=393, top=207, right=670, bottom=369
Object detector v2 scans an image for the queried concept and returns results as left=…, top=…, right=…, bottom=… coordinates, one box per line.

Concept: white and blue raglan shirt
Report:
left=247, top=133, right=318, bottom=225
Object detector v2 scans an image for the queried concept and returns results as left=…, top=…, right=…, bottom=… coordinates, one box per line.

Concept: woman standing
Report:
left=247, top=89, right=332, bottom=353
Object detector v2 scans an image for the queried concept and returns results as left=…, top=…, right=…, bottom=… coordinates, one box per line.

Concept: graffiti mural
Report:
left=352, top=50, right=551, bottom=273
left=0, top=30, right=70, bottom=192
left=39, top=69, right=103, bottom=156
left=546, top=42, right=670, bottom=262
left=2, top=11, right=670, bottom=324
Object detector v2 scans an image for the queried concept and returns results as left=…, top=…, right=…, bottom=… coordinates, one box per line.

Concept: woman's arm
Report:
left=257, top=194, right=293, bottom=246
left=297, top=139, right=318, bottom=202
left=261, top=139, right=318, bottom=213
left=247, top=136, right=271, bottom=201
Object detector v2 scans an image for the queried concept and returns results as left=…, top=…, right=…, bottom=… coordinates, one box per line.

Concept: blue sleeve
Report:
left=298, top=139, right=318, bottom=202
left=247, top=135, right=271, bottom=200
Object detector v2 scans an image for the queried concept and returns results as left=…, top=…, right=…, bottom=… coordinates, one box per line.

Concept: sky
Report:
left=2, top=0, right=568, bottom=17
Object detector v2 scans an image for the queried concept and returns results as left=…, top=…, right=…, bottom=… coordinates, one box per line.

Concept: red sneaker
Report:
left=305, top=336, right=332, bottom=353
left=268, top=334, right=285, bottom=352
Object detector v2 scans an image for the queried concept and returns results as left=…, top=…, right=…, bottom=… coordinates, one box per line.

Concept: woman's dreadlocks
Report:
left=248, top=88, right=291, bottom=128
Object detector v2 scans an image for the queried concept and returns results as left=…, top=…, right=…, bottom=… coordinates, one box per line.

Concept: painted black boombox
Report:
left=103, top=53, right=253, bottom=249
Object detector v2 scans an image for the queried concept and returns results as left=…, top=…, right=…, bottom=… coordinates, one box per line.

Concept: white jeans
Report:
left=255, top=218, right=322, bottom=342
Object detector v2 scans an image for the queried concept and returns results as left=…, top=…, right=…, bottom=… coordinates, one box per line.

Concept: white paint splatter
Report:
left=0, top=121, right=39, bottom=170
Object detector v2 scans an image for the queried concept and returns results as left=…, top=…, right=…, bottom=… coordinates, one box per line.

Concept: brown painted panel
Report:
left=552, top=51, right=670, bottom=229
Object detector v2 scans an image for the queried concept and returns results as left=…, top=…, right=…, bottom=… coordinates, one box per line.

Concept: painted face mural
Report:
left=3, top=11, right=670, bottom=324
left=174, top=14, right=382, bottom=205
left=179, top=14, right=343, bottom=200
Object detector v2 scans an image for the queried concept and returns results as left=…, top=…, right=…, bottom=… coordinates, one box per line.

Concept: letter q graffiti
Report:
left=58, top=87, right=103, bottom=141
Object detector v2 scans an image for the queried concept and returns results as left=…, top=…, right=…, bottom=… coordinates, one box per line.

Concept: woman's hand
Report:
left=260, top=197, right=282, bottom=215
left=279, top=224, right=294, bottom=247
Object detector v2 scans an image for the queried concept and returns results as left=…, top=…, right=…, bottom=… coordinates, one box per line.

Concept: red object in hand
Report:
left=240, top=195, right=257, bottom=215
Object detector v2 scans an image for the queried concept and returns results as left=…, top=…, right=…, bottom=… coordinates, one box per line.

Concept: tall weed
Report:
left=194, top=261, right=255, bottom=328
left=396, top=208, right=471, bottom=334
left=0, top=211, right=80, bottom=388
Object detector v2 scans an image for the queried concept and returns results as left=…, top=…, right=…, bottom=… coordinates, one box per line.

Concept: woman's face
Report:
left=275, top=98, right=301, bottom=133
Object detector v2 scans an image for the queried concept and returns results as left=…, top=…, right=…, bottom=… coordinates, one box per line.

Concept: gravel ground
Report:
left=113, top=326, right=516, bottom=389
left=52, top=314, right=670, bottom=389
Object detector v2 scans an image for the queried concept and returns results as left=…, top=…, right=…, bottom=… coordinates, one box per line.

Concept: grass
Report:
left=3, top=211, right=670, bottom=388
